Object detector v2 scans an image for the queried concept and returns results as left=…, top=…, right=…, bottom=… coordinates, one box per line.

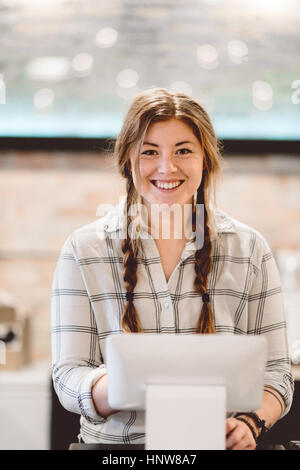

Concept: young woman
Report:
left=51, top=88, right=293, bottom=450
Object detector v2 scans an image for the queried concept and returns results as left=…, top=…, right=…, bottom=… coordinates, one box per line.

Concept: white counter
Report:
left=0, top=360, right=51, bottom=450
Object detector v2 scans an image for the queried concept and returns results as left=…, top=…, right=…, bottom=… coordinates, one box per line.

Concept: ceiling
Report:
left=0, top=0, right=299, bottom=139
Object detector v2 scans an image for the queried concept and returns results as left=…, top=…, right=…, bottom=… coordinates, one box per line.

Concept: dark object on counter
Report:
left=285, top=441, right=300, bottom=450
left=68, top=443, right=298, bottom=450
left=69, top=443, right=145, bottom=450
left=0, top=329, right=16, bottom=343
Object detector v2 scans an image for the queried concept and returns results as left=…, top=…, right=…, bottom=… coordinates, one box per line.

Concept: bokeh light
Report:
left=197, top=44, right=218, bottom=70
left=95, top=28, right=118, bottom=48
left=252, top=80, right=273, bottom=111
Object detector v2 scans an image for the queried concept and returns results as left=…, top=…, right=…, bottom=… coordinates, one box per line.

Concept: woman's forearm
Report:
left=256, top=386, right=285, bottom=429
left=262, top=386, right=286, bottom=423
left=91, top=374, right=119, bottom=418
left=237, top=386, right=286, bottom=439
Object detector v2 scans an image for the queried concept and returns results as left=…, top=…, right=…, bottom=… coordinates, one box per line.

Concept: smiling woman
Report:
left=51, top=88, right=294, bottom=450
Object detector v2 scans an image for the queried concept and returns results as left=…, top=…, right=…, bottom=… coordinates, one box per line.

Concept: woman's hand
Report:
left=91, top=373, right=119, bottom=418
left=226, top=417, right=257, bottom=450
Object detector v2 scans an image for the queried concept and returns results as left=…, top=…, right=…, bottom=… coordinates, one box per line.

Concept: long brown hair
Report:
left=115, top=88, right=223, bottom=334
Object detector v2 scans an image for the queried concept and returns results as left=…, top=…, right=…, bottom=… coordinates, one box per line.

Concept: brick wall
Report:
left=0, top=151, right=300, bottom=360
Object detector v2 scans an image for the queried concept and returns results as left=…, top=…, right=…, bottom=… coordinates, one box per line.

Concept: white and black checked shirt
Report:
left=51, top=196, right=294, bottom=444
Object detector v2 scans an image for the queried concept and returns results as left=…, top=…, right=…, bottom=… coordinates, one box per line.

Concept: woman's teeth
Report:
left=152, top=180, right=183, bottom=189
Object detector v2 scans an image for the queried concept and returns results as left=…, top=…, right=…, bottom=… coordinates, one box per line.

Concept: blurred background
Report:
left=0, top=0, right=300, bottom=450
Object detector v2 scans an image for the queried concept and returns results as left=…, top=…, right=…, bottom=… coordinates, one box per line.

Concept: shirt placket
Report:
left=140, top=232, right=197, bottom=332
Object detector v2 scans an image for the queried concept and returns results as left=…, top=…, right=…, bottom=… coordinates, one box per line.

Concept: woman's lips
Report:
left=150, top=180, right=184, bottom=192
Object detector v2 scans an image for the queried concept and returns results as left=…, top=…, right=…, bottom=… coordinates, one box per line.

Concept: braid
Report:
left=193, top=183, right=216, bottom=334
left=121, top=181, right=143, bottom=333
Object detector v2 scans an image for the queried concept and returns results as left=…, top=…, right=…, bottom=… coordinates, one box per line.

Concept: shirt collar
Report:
left=103, top=195, right=237, bottom=235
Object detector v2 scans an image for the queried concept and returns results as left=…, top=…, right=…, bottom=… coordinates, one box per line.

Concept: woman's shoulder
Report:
left=62, top=197, right=126, bottom=253
left=214, top=209, right=273, bottom=258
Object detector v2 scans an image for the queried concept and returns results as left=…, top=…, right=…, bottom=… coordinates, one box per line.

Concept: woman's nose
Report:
left=158, top=153, right=177, bottom=173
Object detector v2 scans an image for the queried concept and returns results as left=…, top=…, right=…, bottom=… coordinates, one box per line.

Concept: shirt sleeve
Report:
left=247, top=236, right=294, bottom=417
left=51, top=234, right=108, bottom=424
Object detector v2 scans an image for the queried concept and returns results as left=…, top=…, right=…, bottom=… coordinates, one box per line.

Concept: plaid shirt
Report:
left=51, top=196, right=294, bottom=444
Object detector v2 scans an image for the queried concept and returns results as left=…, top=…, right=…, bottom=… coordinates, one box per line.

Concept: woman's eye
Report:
left=176, top=148, right=192, bottom=155
left=141, top=150, right=157, bottom=156
left=141, top=148, right=192, bottom=157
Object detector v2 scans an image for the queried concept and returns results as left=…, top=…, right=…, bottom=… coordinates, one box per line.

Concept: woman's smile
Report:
left=150, top=179, right=185, bottom=191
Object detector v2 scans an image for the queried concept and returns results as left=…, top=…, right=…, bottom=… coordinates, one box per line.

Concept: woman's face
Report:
left=129, top=118, right=204, bottom=212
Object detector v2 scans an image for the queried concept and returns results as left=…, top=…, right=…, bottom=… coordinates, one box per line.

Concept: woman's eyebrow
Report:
left=175, top=140, right=195, bottom=146
left=142, top=141, right=159, bottom=147
left=142, top=140, right=195, bottom=147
